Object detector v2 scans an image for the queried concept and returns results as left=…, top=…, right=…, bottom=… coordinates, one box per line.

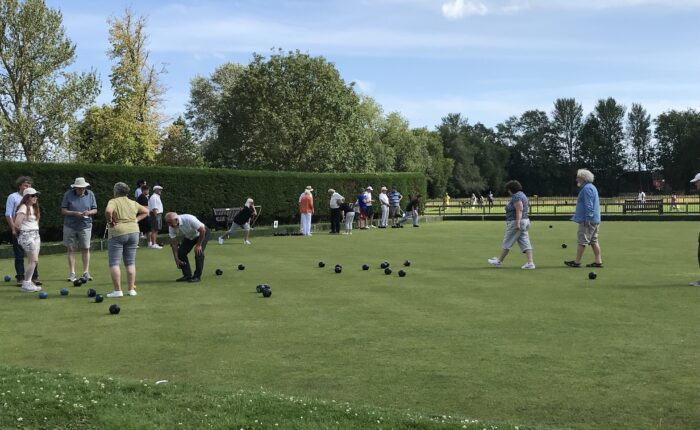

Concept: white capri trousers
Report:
left=501, top=219, right=532, bottom=252
left=344, top=211, right=355, bottom=231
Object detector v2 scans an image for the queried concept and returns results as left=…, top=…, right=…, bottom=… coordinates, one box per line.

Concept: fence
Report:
left=424, top=195, right=700, bottom=216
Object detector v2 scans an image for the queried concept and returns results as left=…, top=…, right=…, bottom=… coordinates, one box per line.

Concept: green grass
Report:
left=1, top=221, right=699, bottom=429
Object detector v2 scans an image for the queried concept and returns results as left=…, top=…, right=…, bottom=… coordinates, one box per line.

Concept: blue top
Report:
left=62, top=189, right=98, bottom=230
left=4, top=192, right=22, bottom=218
left=357, top=193, right=367, bottom=210
left=388, top=191, right=402, bottom=207
left=505, top=191, right=529, bottom=221
left=571, top=183, right=600, bottom=224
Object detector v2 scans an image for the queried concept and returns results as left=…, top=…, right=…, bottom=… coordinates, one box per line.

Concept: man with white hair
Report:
left=166, top=212, right=210, bottom=283
left=378, top=186, right=390, bottom=228
left=689, top=173, right=700, bottom=286
left=219, top=198, right=257, bottom=245
left=565, top=169, right=603, bottom=268
left=328, top=188, right=344, bottom=234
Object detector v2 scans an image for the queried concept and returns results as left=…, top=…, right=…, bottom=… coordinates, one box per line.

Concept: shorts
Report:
left=389, top=206, right=401, bottom=218
left=501, top=219, right=532, bottom=252
left=18, top=230, right=41, bottom=253
left=108, top=232, right=139, bottom=267
left=577, top=222, right=600, bottom=245
left=149, top=213, right=163, bottom=231
left=228, top=222, right=250, bottom=233
left=359, top=208, right=367, bottom=220
left=63, top=226, right=92, bottom=249
left=365, top=206, right=374, bottom=217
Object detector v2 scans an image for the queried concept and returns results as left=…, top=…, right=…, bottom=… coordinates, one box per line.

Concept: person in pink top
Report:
left=299, top=189, right=314, bottom=236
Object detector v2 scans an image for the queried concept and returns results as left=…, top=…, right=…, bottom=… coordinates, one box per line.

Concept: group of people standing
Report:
left=4, top=176, right=212, bottom=296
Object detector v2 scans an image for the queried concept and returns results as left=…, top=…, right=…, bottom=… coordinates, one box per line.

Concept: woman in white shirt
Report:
left=13, top=187, right=42, bottom=292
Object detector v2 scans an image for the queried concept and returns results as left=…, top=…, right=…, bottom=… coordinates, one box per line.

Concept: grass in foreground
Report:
left=1, top=221, right=699, bottom=429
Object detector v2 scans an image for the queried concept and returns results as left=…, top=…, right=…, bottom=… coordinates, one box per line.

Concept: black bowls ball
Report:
left=109, top=304, right=121, bottom=315
left=94, top=294, right=104, bottom=303
left=588, top=272, right=597, bottom=280
left=262, top=287, right=272, bottom=298
left=318, top=261, right=325, bottom=268
left=384, top=268, right=392, bottom=275
left=215, top=269, right=223, bottom=276
left=238, top=264, right=245, bottom=271
left=87, top=288, right=97, bottom=298
left=403, top=260, right=411, bottom=267
left=362, top=264, right=370, bottom=271
left=561, top=243, right=568, bottom=249
left=398, top=270, right=406, bottom=277
left=73, top=279, right=83, bottom=287
left=380, top=261, right=390, bottom=269
left=335, top=266, right=342, bottom=274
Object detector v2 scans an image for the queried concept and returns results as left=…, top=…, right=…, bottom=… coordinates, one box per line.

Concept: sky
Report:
left=45, top=0, right=700, bottom=129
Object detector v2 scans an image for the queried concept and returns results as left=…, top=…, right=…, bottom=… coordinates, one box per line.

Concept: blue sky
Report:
left=46, top=0, right=700, bottom=129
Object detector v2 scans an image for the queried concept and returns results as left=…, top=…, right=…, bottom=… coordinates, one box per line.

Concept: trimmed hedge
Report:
left=1, top=161, right=426, bottom=241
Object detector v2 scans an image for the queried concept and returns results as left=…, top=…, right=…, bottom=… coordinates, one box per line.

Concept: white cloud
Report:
left=352, top=79, right=375, bottom=94
left=441, top=0, right=488, bottom=19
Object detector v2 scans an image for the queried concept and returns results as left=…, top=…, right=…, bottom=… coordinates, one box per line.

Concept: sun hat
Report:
left=381, top=186, right=387, bottom=191
left=328, top=188, right=335, bottom=193
left=366, top=186, right=373, bottom=191
left=153, top=185, right=163, bottom=190
left=305, top=185, right=313, bottom=191
left=71, top=177, right=90, bottom=188
left=23, top=187, right=40, bottom=196
left=690, top=173, right=700, bottom=183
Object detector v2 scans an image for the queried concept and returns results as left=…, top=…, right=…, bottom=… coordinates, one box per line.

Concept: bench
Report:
left=622, top=199, right=663, bottom=214
left=212, top=207, right=242, bottom=229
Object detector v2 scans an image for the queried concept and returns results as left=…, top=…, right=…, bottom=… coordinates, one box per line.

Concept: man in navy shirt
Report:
left=61, top=177, right=98, bottom=282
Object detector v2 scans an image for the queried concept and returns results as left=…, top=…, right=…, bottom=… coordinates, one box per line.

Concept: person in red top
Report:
left=299, top=189, right=314, bottom=236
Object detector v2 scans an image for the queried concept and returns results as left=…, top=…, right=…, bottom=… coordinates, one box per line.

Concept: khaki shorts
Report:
left=63, top=226, right=92, bottom=249
left=577, top=222, right=600, bottom=245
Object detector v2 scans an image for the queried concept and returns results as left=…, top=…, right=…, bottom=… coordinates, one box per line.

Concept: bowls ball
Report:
left=549, top=225, right=553, bottom=228
left=38, top=291, right=48, bottom=299
left=334, top=266, right=342, bottom=274
left=60, top=288, right=69, bottom=296
left=384, top=268, right=392, bottom=275
left=109, top=304, right=121, bottom=315
left=73, top=279, right=83, bottom=287
left=215, top=269, right=223, bottom=276
left=238, top=264, right=245, bottom=270
left=262, top=288, right=272, bottom=298
left=87, top=288, right=96, bottom=298
left=588, top=271, right=597, bottom=280
left=561, top=243, right=567, bottom=249
left=4, top=275, right=11, bottom=282
left=362, top=264, right=370, bottom=271
left=94, top=294, right=104, bottom=303
left=398, top=270, right=406, bottom=277
left=318, top=261, right=325, bottom=268
left=403, top=260, right=411, bottom=267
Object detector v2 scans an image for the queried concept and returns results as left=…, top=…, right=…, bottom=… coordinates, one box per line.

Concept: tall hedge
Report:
left=1, top=161, right=426, bottom=240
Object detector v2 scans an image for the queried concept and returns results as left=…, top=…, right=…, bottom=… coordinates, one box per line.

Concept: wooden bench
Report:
left=622, top=199, right=663, bottom=214
left=212, top=207, right=242, bottom=229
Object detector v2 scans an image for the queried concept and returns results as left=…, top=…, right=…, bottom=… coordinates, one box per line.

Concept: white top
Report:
left=363, top=191, right=373, bottom=206
left=148, top=193, right=163, bottom=214
left=329, top=192, right=344, bottom=209
left=5, top=191, right=22, bottom=218
left=16, top=204, right=39, bottom=230
left=379, top=192, right=389, bottom=206
left=168, top=214, right=204, bottom=240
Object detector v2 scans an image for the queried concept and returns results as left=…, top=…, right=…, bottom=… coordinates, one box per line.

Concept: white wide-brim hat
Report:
left=71, top=177, right=90, bottom=188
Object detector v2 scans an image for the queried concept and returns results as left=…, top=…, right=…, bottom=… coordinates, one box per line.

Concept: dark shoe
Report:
left=176, top=276, right=192, bottom=282
left=32, top=280, right=42, bottom=286
left=564, top=260, right=581, bottom=268
left=413, top=224, right=420, bottom=227
left=586, top=262, right=603, bottom=268
left=188, top=277, right=201, bottom=283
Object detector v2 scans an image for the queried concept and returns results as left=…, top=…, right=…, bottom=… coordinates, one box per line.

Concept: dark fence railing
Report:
left=424, top=195, right=700, bottom=216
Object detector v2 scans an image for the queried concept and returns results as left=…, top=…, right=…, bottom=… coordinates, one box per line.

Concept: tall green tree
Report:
left=654, top=109, right=700, bottom=192
left=157, top=117, right=203, bottom=167
left=626, top=103, right=653, bottom=178
left=71, top=9, right=162, bottom=165
left=204, top=49, right=374, bottom=172
left=417, top=128, right=453, bottom=198
left=551, top=98, right=583, bottom=193
left=578, top=98, right=626, bottom=195
left=0, top=0, right=99, bottom=161
left=469, top=122, right=509, bottom=194
left=437, top=113, right=484, bottom=196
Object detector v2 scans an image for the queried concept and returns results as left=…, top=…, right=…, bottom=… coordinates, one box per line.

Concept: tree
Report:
left=437, top=113, right=484, bottom=196
left=626, top=103, right=653, bottom=178
left=0, top=0, right=99, bottom=161
left=654, top=109, right=700, bottom=192
left=418, top=128, right=453, bottom=198
left=71, top=9, right=162, bottom=165
left=551, top=98, right=583, bottom=193
left=204, top=49, right=374, bottom=172
left=157, top=117, right=203, bottom=167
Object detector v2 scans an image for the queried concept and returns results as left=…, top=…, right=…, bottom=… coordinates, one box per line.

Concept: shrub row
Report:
left=0, top=161, right=426, bottom=241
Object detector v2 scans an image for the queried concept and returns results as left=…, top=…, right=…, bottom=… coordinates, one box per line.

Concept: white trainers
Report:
left=67, top=272, right=76, bottom=282
left=21, top=282, right=40, bottom=292
left=82, top=272, right=93, bottom=281
left=521, top=262, right=536, bottom=270
left=150, top=244, right=163, bottom=249
left=106, top=290, right=123, bottom=298
left=127, top=289, right=137, bottom=296
left=243, top=240, right=251, bottom=245
left=487, top=257, right=502, bottom=267
left=689, top=281, right=700, bottom=287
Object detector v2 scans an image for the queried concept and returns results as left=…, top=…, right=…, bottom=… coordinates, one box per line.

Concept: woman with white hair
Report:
left=219, top=198, right=257, bottom=245
left=565, top=169, right=603, bottom=268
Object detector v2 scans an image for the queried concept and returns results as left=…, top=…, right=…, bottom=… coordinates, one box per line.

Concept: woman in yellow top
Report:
left=105, top=182, right=148, bottom=297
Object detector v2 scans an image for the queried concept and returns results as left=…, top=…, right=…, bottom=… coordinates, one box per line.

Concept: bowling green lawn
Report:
left=1, top=221, right=699, bottom=430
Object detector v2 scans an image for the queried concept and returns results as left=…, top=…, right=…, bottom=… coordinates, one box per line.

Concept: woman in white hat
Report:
left=219, top=198, right=257, bottom=245
left=13, top=188, right=42, bottom=292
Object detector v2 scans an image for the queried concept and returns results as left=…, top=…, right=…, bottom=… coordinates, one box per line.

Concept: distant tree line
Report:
left=1, top=1, right=699, bottom=196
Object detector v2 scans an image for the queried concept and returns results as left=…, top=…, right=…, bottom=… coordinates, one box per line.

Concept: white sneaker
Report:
left=689, top=281, right=700, bottom=287
left=218, top=237, right=224, bottom=245
left=150, top=244, right=163, bottom=249
left=521, top=262, right=536, bottom=270
left=487, top=257, right=502, bottom=267
left=106, top=291, right=123, bottom=298
left=21, top=282, right=40, bottom=292
left=82, top=272, right=93, bottom=281
left=127, top=290, right=137, bottom=296
left=67, top=272, right=76, bottom=282
left=243, top=240, right=251, bottom=245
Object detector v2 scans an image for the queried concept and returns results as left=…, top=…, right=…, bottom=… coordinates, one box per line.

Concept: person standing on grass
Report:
left=487, top=180, right=535, bottom=270
left=61, top=177, right=98, bottom=283
left=105, top=182, right=149, bottom=297
left=364, top=186, right=376, bottom=228
left=219, top=198, right=256, bottom=245
left=148, top=185, right=164, bottom=248
left=397, top=192, right=422, bottom=227
left=328, top=189, right=344, bottom=234
left=13, top=187, right=42, bottom=292
left=378, top=186, right=390, bottom=228
left=5, top=176, right=41, bottom=287
left=388, top=185, right=403, bottom=227
left=688, top=174, right=700, bottom=286
left=356, top=187, right=367, bottom=229
left=565, top=169, right=603, bottom=268
left=136, top=185, right=150, bottom=239
left=670, top=194, right=679, bottom=211
left=299, top=189, right=314, bottom=236
left=340, top=198, right=355, bottom=235
left=166, top=212, right=210, bottom=283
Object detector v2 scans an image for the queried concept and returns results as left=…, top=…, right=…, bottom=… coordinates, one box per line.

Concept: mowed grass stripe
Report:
left=0, top=221, right=698, bottom=429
